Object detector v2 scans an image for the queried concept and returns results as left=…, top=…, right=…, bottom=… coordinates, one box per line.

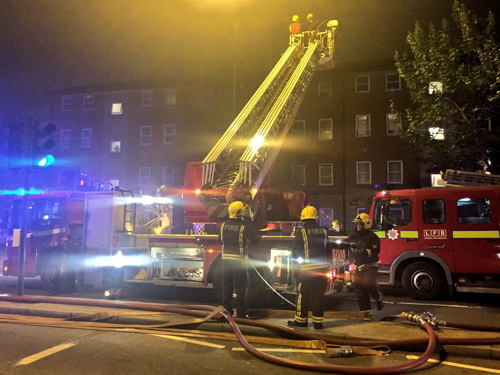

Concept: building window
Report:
left=142, top=90, right=153, bottom=107
left=355, top=75, right=370, bottom=93
left=387, top=113, right=402, bottom=136
left=479, top=118, right=491, bottom=132
left=356, top=114, right=371, bottom=137
left=140, top=126, right=152, bottom=146
left=292, top=120, right=305, bottom=140
left=319, top=208, right=334, bottom=228
left=386, top=72, right=401, bottom=91
left=429, top=127, right=445, bottom=140
left=60, top=129, right=71, bottom=149
left=62, top=96, right=72, bottom=112
left=318, top=81, right=332, bottom=98
left=162, top=166, right=175, bottom=186
left=429, top=81, right=443, bottom=94
left=319, top=119, right=333, bottom=140
left=83, top=95, right=94, bottom=111
left=292, top=164, right=305, bottom=186
left=110, top=141, right=121, bottom=153
left=356, top=161, right=372, bottom=184
left=139, top=167, right=151, bottom=186
left=163, top=124, right=175, bottom=144
left=111, top=103, right=123, bottom=115
left=165, top=88, right=177, bottom=105
left=319, top=163, right=333, bottom=186
left=388, top=160, right=403, bottom=184
left=81, top=128, right=92, bottom=148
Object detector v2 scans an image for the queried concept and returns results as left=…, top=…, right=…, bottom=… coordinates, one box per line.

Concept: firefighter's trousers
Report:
left=221, top=258, right=248, bottom=316
left=354, top=266, right=380, bottom=311
left=294, top=275, right=327, bottom=324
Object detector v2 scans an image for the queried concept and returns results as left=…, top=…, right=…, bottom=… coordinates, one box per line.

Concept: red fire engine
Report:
left=4, top=22, right=344, bottom=300
left=369, top=170, right=500, bottom=299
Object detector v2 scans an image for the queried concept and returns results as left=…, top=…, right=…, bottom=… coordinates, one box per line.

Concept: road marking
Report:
left=16, top=343, right=77, bottom=366
left=152, top=334, right=225, bottom=349
left=232, top=348, right=325, bottom=353
left=406, top=355, right=500, bottom=373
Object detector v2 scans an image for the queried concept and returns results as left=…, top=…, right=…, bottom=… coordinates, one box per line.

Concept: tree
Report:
left=394, top=1, right=500, bottom=174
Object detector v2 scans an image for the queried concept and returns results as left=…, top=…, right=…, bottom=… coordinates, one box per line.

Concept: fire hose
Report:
left=2, top=295, right=500, bottom=373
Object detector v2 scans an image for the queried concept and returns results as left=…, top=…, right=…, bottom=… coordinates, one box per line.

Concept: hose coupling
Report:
left=404, top=312, right=425, bottom=327
left=331, top=346, right=353, bottom=357
left=421, top=311, right=439, bottom=329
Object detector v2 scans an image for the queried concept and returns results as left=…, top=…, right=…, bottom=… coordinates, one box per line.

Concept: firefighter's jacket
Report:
left=345, top=228, right=380, bottom=271
left=219, top=218, right=261, bottom=261
left=292, top=220, right=330, bottom=277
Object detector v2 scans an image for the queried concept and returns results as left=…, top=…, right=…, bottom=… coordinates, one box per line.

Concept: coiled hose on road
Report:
left=1, top=294, right=499, bottom=374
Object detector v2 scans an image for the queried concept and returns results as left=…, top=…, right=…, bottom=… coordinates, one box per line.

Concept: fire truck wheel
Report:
left=402, top=261, right=443, bottom=300
left=39, top=249, right=76, bottom=294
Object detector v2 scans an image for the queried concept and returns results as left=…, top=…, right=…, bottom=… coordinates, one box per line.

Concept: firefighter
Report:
left=289, top=15, right=301, bottom=34
left=305, top=13, right=319, bottom=31
left=288, top=205, right=330, bottom=329
left=219, top=201, right=261, bottom=318
left=346, top=213, right=383, bottom=312
left=329, top=219, right=344, bottom=236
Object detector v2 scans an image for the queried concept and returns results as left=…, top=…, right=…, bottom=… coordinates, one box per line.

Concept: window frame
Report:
left=386, top=72, right=401, bottom=91
left=81, top=128, right=92, bottom=148
left=162, top=166, right=175, bottom=186
left=140, top=125, right=153, bottom=146
left=165, top=88, right=177, bottom=105
left=60, top=129, right=71, bottom=149
left=318, top=118, right=333, bottom=141
left=319, top=163, right=333, bottom=186
left=292, top=164, right=305, bottom=187
left=355, top=74, right=370, bottom=93
left=163, top=124, right=176, bottom=145
left=83, top=95, right=94, bottom=111
left=386, top=113, right=402, bottom=136
left=142, top=90, right=153, bottom=107
left=356, top=114, right=371, bottom=137
left=139, top=167, right=151, bottom=186
left=387, top=160, right=403, bottom=184
left=318, top=81, right=332, bottom=98
left=292, top=120, right=305, bottom=140
left=62, top=96, right=72, bottom=112
left=356, top=161, right=372, bottom=185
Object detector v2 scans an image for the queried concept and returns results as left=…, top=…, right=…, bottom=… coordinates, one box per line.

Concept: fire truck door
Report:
left=417, top=195, right=455, bottom=268
left=450, top=190, right=500, bottom=274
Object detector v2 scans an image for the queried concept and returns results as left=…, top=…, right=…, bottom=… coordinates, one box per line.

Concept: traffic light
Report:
left=31, top=121, right=56, bottom=167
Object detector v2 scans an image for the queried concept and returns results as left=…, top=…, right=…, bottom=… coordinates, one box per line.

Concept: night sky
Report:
left=0, top=0, right=498, bottom=95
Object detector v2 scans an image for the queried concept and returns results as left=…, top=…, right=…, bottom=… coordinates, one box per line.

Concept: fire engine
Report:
left=4, top=22, right=345, bottom=300
left=369, top=170, right=500, bottom=299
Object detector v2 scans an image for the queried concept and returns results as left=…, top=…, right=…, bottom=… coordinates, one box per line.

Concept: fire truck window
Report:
left=32, top=199, right=63, bottom=228
left=423, top=199, right=445, bottom=224
left=373, top=198, right=412, bottom=228
left=457, top=198, right=491, bottom=224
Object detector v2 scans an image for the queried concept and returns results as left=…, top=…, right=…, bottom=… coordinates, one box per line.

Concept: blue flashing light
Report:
left=37, top=154, right=55, bottom=167
left=0, top=188, right=45, bottom=196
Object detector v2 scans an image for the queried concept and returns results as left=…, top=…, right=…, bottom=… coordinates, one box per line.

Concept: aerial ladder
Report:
left=441, top=169, right=500, bottom=186
left=182, top=20, right=339, bottom=226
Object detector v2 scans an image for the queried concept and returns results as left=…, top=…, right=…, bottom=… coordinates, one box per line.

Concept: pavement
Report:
left=0, top=294, right=498, bottom=359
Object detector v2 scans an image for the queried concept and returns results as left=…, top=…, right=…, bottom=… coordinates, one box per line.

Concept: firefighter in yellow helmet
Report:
left=289, top=14, right=301, bottom=34
left=305, top=13, right=319, bottom=31
left=345, top=213, right=383, bottom=312
left=219, top=201, right=261, bottom=318
left=329, top=219, right=344, bottom=236
left=288, top=205, right=330, bottom=329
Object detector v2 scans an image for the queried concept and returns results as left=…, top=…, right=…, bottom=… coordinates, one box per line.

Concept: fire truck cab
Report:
left=370, top=186, right=500, bottom=299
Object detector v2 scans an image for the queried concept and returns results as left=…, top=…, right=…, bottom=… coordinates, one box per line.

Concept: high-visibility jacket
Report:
left=219, top=218, right=261, bottom=260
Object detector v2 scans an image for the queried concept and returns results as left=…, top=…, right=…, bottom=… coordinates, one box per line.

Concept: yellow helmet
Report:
left=307, top=13, right=314, bottom=19
left=292, top=15, right=300, bottom=22
left=301, top=205, right=318, bottom=220
left=228, top=201, right=245, bottom=219
left=353, top=213, right=372, bottom=229
left=331, top=219, right=339, bottom=228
